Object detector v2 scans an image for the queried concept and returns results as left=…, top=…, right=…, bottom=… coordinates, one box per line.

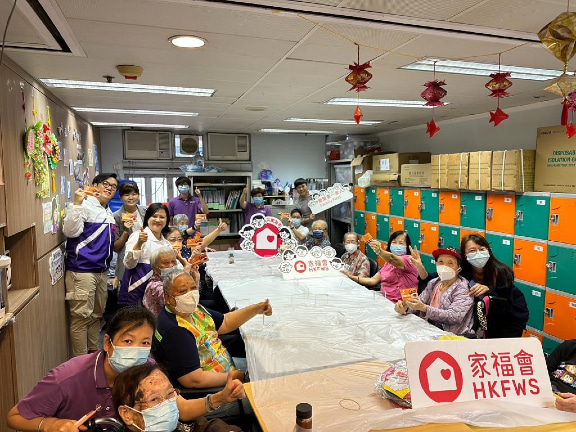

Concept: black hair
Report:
left=250, top=188, right=266, bottom=197
left=460, top=234, right=513, bottom=288
left=252, top=214, right=265, bottom=220
left=143, top=203, right=170, bottom=235
left=294, top=178, right=307, bottom=188
left=290, top=208, right=303, bottom=217
left=112, top=363, right=164, bottom=413
left=118, top=181, right=139, bottom=197
left=279, top=227, right=291, bottom=235
left=105, top=306, right=156, bottom=341
left=242, top=225, right=255, bottom=232
left=92, top=173, right=118, bottom=186
left=386, top=231, right=411, bottom=255
left=175, top=176, right=192, bottom=187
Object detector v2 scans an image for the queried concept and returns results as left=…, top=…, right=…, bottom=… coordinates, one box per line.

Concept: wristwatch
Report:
left=205, top=394, right=220, bottom=412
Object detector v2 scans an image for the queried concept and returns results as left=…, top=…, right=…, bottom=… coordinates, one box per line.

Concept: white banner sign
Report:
left=405, top=338, right=554, bottom=409
left=308, top=183, right=353, bottom=214
left=278, top=245, right=344, bottom=280
left=239, top=214, right=296, bottom=258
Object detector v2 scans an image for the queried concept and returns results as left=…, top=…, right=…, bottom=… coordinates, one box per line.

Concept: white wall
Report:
left=250, top=133, right=327, bottom=184
left=100, top=128, right=124, bottom=177
left=378, top=100, right=562, bottom=154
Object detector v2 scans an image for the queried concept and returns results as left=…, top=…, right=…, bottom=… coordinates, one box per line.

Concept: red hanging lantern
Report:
left=345, top=44, right=373, bottom=125
left=421, top=80, right=447, bottom=106
left=485, top=72, right=513, bottom=97
left=353, top=105, right=363, bottom=125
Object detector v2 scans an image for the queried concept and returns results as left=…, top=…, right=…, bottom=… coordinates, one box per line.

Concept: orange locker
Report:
left=513, top=238, right=548, bottom=286
left=522, top=328, right=543, bottom=344
left=359, top=238, right=366, bottom=254
left=439, top=191, right=461, bottom=226
left=549, top=195, right=576, bottom=245
left=376, top=188, right=390, bottom=214
left=485, top=193, right=515, bottom=235
left=354, top=187, right=366, bottom=211
left=389, top=217, right=404, bottom=237
left=404, top=189, right=421, bottom=220
left=366, top=213, right=377, bottom=238
left=543, top=290, right=576, bottom=341
left=460, top=228, right=485, bottom=242
left=419, top=222, right=440, bottom=254
left=377, top=240, right=387, bottom=267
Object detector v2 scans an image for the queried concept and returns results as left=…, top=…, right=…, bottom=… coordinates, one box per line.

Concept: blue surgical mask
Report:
left=177, top=225, right=188, bottom=234
left=253, top=197, right=264, bottom=205
left=312, top=230, right=324, bottom=239
left=292, top=218, right=301, bottom=227
left=390, top=244, right=407, bottom=256
left=467, top=250, right=490, bottom=268
left=160, top=264, right=183, bottom=278
left=108, top=342, right=150, bottom=373
left=178, top=186, right=190, bottom=194
left=128, top=398, right=179, bottom=432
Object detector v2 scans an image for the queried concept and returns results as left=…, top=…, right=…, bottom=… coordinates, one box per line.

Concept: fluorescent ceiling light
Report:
left=400, top=58, right=563, bottom=81
left=91, top=122, right=189, bottom=129
left=285, top=118, right=381, bottom=125
left=40, top=79, right=215, bottom=96
left=259, top=129, right=333, bottom=134
left=73, top=107, right=198, bottom=116
left=324, top=98, right=450, bottom=108
left=169, top=35, right=206, bottom=48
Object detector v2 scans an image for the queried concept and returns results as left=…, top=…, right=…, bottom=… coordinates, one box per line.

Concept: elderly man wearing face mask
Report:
left=339, top=232, right=370, bottom=278
left=152, top=270, right=272, bottom=417
left=304, top=219, right=331, bottom=249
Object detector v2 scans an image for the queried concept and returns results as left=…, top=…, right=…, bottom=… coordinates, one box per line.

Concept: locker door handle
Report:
left=513, top=254, right=521, bottom=265
left=439, top=203, right=445, bottom=212
left=389, top=227, right=393, bottom=235
left=389, top=199, right=393, bottom=206
left=545, top=307, right=554, bottom=319
left=376, top=197, right=380, bottom=204
left=460, top=205, right=466, bottom=215
left=550, top=214, right=559, bottom=225
left=376, top=224, right=380, bottom=232
left=404, top=200, right=409, bottom=208
left=438, top=237, right=444, bottom=246
left=486, top=208, right=494, bottom=220
left=354, top=196, right=357, bottom=203
left=419, top=201, right=425, bottom=211
left=515, top=210, right=524, bottom=221
left=419, top=233, right=425, bottom=243
left=547, top=261, right=557, bottom=272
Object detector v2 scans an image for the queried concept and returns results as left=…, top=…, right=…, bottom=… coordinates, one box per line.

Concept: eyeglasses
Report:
left=101, top=180, right=118, bottom=191
left=167, top=237, right=183, bottom=242
left=136, top=388, right=180, bottom=408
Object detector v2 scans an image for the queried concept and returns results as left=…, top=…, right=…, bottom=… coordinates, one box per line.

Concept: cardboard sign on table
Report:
left=239, top=214, right=296, bottom=258
left=278, top=245, right=344, bottom=280
left=308, top=183, right=353, bottom=214
left=405, top=337, right=554, bottom=409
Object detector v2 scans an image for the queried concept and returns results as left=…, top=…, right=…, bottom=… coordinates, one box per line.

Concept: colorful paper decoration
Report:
left=426, top=119, right=440, bottom=138
left=23, top=121, right=60, bottom=198
left=421, top=80, right=447, bottom=107
left=544, top=72, right=576, bottom=125
left=538, top=12, right=576, bottom=65
left=485, top=72, right=513, bottom=98
left=489, top=107, right=509, bottom=126
left=345, top=44, right=373, bottom=125
left=565, top=122, right=576, bottom=138
left=354, top=105, right=363, bottom=125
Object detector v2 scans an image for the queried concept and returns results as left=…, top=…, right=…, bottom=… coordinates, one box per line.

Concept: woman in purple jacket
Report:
left=394, top=246, right=474, bottom=337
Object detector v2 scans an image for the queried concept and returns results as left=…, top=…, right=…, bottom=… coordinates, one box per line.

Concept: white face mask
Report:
left=172, top=290, right=200, bottom=314
left=436, top=265, right=457, bottom=281
left=345, top=243, right=358, bottom=253
left=467, top=250, right=490, bottom=269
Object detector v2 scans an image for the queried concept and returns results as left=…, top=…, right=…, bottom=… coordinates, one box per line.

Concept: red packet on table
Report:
left=400, top=288, right=418, bottom=301
left=362, top=233, right=373, bottom=242
left=84, top=186, right=100, bottom=197
left=187, top=232, right=202, bottom=248
left=189, top=253, right=209, bottom=266
left=121, top=213, right=137, bottom=222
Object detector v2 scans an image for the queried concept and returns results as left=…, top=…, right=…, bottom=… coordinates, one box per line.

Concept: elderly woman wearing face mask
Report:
left=395, top=246, right=474, bottom=337
left=304, top=219, right=331, bottom=249
left=339, top=232, right=370, bottom=278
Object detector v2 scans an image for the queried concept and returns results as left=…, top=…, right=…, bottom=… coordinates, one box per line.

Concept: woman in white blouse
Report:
left=118, top=203, right=173, bottom=305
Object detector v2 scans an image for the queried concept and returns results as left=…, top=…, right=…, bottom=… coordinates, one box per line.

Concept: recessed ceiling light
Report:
left=245, top=106, right=267, bottom=112
left=324, top=98, right=450, bottom=108
left=400, top=58, right=563, bottom=81
left=259, top=129, right=333, bottom=134
left=73, top=107, right=198, bottom=116
left=285, top=117, right=381, bottom=126
left=40, top=79, right=215, bottom=96
left=91, top=122, right=189, bottom=129
left=169, top=35, right=206, bottom=48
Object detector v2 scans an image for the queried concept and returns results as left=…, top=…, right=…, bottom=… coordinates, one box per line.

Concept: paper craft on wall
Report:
left=49, top=247, right=64, bottom=285
left=51, top=196, right=60, bottom=234
left=278, top=245, right=344, bottom=280
left=60, top=176, right=66, bottom=195
left=88, top=148, right=94, bottom=167
left=307, top=183, right=353, bottom=214
left=42, top=201, right=52, bottom=234
left=239, top=214, right=297, bottom=258
left=67, top=181, right=71, bottom=199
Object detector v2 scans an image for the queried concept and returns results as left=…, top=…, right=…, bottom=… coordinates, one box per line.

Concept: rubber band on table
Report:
left=339, top=398, right=361, bottom=411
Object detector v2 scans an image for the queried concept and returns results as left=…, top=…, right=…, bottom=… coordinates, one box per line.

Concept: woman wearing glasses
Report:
left=113, top=363, right=244, bottom=431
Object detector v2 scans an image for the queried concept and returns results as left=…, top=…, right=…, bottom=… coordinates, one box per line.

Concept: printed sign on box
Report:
left=308, top=183, right=353, bottom=215
left=239, top=214, right=296, bottom=258
left=278, top=245, right=344, bottom=280
left=405, top=338, right=553, bottom=409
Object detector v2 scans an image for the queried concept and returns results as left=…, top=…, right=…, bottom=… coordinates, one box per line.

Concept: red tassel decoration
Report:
left=562, top=99, right=569, bottom=126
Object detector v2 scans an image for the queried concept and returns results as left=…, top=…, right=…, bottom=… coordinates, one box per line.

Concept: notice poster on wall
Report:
left=42, top=201, right=52, bottom=234
left=49, top=247, right=64, bottom=285
left=308, top=183, right=353, bottom=214
left=51, top=196, right=60, bottom=234
left=88, top=147, right=94, bottom=167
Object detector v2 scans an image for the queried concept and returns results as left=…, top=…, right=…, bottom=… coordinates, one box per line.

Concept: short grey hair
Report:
left=150, top=246, right=176, bottom=268
left=311, top=219, right=328, bottom=231
left=343, top=232, right=360, bottom=242
left=163, top=268, right=195, bottom=294
left=173, top=214, right=189, bottom=225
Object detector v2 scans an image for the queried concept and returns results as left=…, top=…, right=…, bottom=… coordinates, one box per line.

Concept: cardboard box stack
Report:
left=431, top=154, right=448, bottom=189
left=491, top=149, right=535, bottom=192
left=370, top=152, right=431, bottom=186
left=535, top=126, right=576, bottom=193
left=468, top=151, right=493, bottom=191
left=400, top=164, right=431, bottom=187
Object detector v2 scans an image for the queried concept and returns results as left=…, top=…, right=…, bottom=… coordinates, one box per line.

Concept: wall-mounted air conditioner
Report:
left=206, top=133, right=250, bottom=161
left=124, top=131, right=172, bottom=160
